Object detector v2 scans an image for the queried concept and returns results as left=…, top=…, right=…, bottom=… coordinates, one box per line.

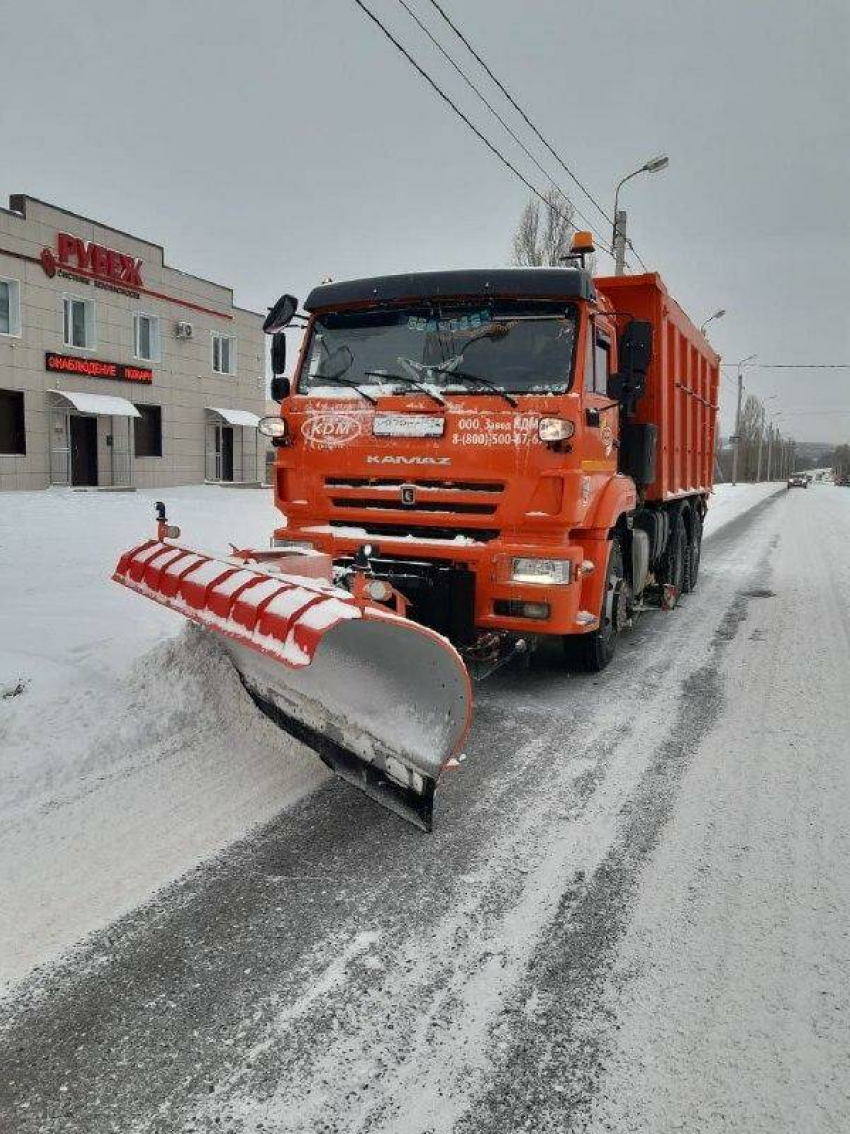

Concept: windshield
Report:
left=298, top=302, right=577, bottom=397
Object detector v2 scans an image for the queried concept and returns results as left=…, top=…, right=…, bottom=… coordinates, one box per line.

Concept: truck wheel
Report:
left=564, top=539, right=626, bottom=673
left=683, top=512, right=703, bottom=593
left=661, top=515, right=687, bottom=606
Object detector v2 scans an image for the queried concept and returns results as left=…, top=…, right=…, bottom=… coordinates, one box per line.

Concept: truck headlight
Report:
left=538, top=417, right=575, bottom=442
left=258, top=415, right=288, bottom=439
left=511, top=557, right=572, bottom=585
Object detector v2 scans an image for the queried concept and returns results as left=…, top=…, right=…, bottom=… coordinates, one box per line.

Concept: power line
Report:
left=392, top=0, right=612, bottom=250
left=426, top=0, right=615, bottom=231
left=353, top=0, right=618, bottom=262
left=721, top=363, right=850, bottom=369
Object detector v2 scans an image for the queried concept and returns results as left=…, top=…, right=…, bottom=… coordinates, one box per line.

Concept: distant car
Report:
left=787, top=474, right=808, bottom=489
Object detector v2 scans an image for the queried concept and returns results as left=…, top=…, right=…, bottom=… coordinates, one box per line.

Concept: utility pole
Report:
left=767, top=425, right=774, bottom=481
left=730, top=354, right=756, bottom=485
left=613, top=210, right=628, bottom=276
left=756, top=404, right=765, bottom=482
left=731, top=369, right=744, bottom=485
left=611, top=156, right=668, bottom=277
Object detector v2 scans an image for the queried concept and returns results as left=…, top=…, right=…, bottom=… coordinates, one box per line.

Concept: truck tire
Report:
left=683, top=511, right=703, bottom=593
left=564, top=539, right=626, bottom=673
left=660, top=514, right=687, bottom=606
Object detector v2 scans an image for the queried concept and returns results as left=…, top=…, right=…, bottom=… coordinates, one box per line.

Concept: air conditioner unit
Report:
left=176, top=321, right=194, bottom=339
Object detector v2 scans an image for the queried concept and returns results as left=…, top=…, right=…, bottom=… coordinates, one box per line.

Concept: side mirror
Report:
left=263, top=294, right=299, bottom=334
left=609, top=320, right=653, bottom=403
left=620, top=320, right=652, bottom=382
left=271, top=331, right=287, bottom=376
left=270, top=375, right=291, bottom=403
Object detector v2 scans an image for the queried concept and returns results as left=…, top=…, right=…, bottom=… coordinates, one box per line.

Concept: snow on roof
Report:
left=207, top=406, right=261, bottom=428
left=48, top=390, right=141, bottom=418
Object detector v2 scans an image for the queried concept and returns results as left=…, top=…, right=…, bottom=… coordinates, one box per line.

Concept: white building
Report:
left=0, top=195, right=266, bottom=490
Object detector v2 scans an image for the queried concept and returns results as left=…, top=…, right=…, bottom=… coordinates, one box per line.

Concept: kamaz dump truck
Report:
left=115, top=236, right=720, bottom=828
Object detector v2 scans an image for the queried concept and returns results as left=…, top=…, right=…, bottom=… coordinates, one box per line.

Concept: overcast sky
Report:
left=3, top=0, right=848, bottom=442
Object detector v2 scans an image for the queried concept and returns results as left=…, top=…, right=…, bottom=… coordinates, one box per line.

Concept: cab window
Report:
left=594, top=337, right=611, bottom=394
left=585, top=331, right=611, bottom=394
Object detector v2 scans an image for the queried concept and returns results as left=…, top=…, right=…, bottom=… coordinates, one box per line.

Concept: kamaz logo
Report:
left=366, top=455, right=451, bottom=466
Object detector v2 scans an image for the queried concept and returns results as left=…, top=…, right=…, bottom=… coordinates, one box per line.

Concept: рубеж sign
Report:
left=41, top=233, right=143, bottom=288
left=45, top=352, right=153, bottom=384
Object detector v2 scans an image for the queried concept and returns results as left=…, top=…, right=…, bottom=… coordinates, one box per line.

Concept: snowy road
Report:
left=2, top=483, right=849, bottom=1132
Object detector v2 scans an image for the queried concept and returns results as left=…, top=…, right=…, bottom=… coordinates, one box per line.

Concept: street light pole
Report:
left=766, top=413, right=782, bottom=481
left=700, top=309, right=726, bottom=336
left=612, top=155, right=669, bottom=276
left=731, top=354, right=756, bottom=485
left=755, top=395, right=777, bottom=481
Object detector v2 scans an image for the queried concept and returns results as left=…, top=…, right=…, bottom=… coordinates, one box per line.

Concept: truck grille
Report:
left=327, top=520, right=499, bottom=543
left=322, top=475, right=504, bottom=542
left=331, top=497, right=496, bottom=515
left=325, top=477, right=504, bottom=493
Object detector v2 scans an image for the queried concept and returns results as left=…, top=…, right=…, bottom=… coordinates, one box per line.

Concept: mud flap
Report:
left=113, top=539, right=471, bottom=830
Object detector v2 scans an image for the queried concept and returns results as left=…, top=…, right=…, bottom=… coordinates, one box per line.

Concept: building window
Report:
left=0, top=389, right=26, bottom=455
left=211, top=333, right=236, bottom=375
left=134, top=404, right=162, bottom=457
left=133, top=313, right=160, bottom=362
left=63, top=295, right=95, bottom=349
left=0, top=278, right=22, bottom=337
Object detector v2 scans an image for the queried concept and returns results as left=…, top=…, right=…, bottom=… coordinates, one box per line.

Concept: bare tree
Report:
left=833, top=443, right=850, bottom=481
left=512, top=187, right=587, bottom=267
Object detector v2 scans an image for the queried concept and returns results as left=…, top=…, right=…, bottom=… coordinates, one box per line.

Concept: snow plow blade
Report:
left=113, top=539, right=471, bottom=830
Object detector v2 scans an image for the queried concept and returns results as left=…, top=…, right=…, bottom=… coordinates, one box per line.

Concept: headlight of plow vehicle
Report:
left=538, top=417, right=575, bottom=442
left=511, top=557, right=572, bottom=585
left=257, top=415, right=288, bottom=439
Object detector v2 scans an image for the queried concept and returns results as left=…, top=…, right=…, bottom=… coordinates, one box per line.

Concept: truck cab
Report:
left=263, top=260, right=716, bottom=671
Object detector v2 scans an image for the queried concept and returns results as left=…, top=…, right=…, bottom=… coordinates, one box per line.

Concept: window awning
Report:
left=207, top=406, right=261, bottom=428
left=48, top=390, right=141, bottom=417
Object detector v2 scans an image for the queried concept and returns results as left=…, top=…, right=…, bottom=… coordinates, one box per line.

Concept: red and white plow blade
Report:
left=113, top=540, right=471, bottom=829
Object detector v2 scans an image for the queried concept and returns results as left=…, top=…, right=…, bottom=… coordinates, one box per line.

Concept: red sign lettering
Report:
left=45, top=351, right=153, bottom=384
left=44, top=232, right=144, bottom=288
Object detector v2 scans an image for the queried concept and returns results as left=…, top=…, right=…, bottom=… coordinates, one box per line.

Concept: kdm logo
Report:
left=301, top=413, right=364, bottom=447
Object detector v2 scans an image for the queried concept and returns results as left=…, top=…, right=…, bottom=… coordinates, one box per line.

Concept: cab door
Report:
left=582, top=324, right=618, bottom=474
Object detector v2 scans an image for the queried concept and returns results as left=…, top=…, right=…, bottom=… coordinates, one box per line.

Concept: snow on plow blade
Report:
left=113, top=540, right=471, bottom=830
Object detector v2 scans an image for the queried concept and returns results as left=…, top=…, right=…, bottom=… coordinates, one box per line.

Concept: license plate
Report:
left=373, top=413, right=445, bottom=438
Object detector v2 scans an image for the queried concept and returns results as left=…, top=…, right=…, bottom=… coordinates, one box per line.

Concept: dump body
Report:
left=595, top=274, right=720, bottom=502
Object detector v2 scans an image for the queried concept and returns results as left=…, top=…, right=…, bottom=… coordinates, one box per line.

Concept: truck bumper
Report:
left=273, top=526, right=600, bottom=640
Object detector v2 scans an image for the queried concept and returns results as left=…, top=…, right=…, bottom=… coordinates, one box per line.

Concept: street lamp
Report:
left=756, top=394, right=778, bottom=481
left=766, top=412, right=782, bottom=481
left=612, top=155, right=669, bottom=276
left=700, top=309, right=726, bottom=336
left=731, top=354, right=757, bottom=485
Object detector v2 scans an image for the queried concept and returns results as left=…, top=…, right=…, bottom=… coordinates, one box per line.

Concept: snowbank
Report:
left=0, top=487, right=329, bottom=992
left=703, top=481, right=783, bottom=538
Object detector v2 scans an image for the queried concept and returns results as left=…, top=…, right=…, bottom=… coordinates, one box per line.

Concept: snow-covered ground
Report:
left=703, top=480, right=784, bottom=536
left=0, top=486, right=330, bottom=990
left=0, top=481, right=782, bottom=992
left=1, top=480, right=848, bottom=1133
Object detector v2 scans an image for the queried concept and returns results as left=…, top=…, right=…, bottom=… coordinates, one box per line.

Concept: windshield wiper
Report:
left=311, top=374, right=377, bottom=405
left=364, top=370, right=446, bottom=407
left=441, top=370, right=518, bottom=408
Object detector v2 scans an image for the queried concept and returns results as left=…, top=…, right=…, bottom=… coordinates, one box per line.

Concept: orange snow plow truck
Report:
left=114, top=238, right=719, bottom=830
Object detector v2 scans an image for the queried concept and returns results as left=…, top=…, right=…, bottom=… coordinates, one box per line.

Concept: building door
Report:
left=220, top=425, right=234, bottom=481
left=70, top=415, right=98, bottom=486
